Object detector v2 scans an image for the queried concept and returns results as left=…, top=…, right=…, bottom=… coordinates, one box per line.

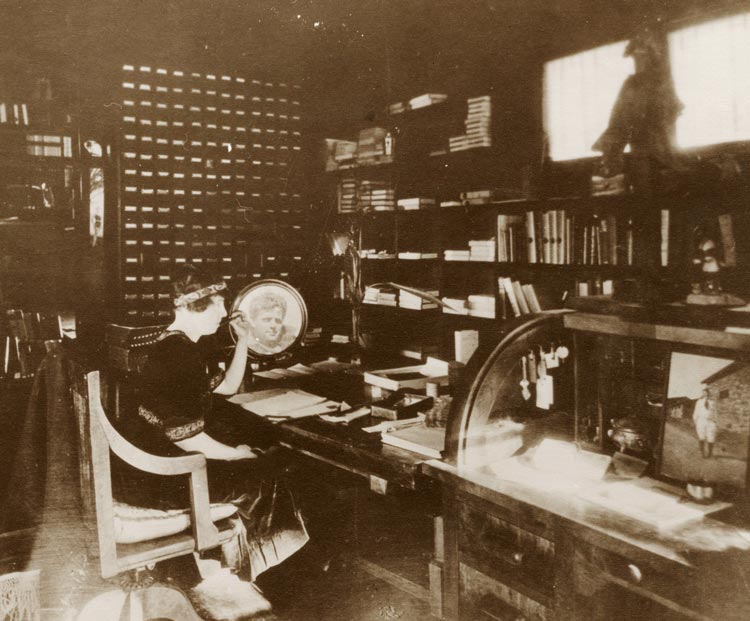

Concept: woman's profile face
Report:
left=198, top=295, right=228, bottom=335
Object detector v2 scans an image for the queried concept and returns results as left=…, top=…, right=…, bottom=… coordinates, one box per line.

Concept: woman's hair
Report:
left=172, top=264, right=225, bottom=312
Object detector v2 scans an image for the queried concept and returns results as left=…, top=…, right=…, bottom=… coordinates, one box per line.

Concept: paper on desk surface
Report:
left=233, top=389, right=327, bottom=418
left=253, top=363, right=317, bottom=380
left=227, top=389, right=288, bottom=404
left=266, top=399, right=341, bottom=421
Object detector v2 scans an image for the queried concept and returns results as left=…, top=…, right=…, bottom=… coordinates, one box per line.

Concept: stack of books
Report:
left=396, top=197, right=436, bottom=211
left=357, top=127, right=389, bottom=164
left=399, top=289, right=439, bottom=310
left=364, top=284, right=398, bottom=307
left=302, top=327, right=323, bottom=347
left=441, top=297, right=469, bottom=315
left=398, top=251, right=439, bottom=260
left=467, top=294, right=496, bottom=319
left=444, top=249, right=470, bottom=261
left=325, top=138, right=357, bottom=170
left=359, top=180, right=395, bottom=211
left=465, top=95, right=492, bottom=148
left=408, top=93, right=448, bottom=110
left=337, top=178, right=358, bottom=213
left=460, top=189, right=494, bottom=205
left=469, top=239, right=496, bottom=262
left=449, top=95, right=492, bottom=152
left=360, top=249, right=396, bottom=260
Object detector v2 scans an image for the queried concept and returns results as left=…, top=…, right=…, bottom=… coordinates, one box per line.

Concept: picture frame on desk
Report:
left=657, top=349, right=750, bottom=498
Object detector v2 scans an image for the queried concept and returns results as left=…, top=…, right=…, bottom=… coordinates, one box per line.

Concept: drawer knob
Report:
left=627, top=563, right=642, bottom=584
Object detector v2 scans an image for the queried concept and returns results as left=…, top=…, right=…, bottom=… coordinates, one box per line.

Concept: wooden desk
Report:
left=424, top=459, right=750, bottom=621
left=225, top=370, right=443, bottom=612
left=275, top=416, right=433, bottom=491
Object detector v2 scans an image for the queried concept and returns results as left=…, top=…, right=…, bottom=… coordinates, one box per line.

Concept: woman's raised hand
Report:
left=229, top=311, right=252, bottom=342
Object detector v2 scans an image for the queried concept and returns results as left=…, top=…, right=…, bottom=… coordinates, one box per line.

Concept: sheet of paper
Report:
left=242, top=389, right=327, bottom=417
left=227, top=389, right=288, bottom=404
left=309, top=359, right=355, bottom=372
left=253, top=369, right=289, bottom=380
left=268, top=400, right=341, bottom=421
left=287, top=363, right=316, bottom=375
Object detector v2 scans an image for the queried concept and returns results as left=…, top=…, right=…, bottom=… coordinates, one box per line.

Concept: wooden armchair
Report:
left=70, top=365, right=237, bottom=621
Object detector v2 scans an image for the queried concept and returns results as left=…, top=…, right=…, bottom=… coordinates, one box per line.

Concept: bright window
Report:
left=669, top=12, right=750, bottom=149
left=544, top=41, right=633, bottom=161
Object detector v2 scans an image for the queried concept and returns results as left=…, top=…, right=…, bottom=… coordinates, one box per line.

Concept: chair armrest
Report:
left=187, top=466, right=222, bottom=551
left=98, top=409, right=222, bottom=548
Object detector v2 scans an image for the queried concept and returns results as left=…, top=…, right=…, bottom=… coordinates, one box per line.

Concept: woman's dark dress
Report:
left=114, top=331, right=308, bottom=579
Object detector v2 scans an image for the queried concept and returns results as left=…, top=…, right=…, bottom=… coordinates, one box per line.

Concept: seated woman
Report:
left=115, top=265, right=308, bottom=585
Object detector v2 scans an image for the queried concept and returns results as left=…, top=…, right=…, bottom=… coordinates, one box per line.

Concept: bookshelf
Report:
left=114, top=63, right=310, bottom=324
left=0, top=65, right=98, bottom=314
left=324, top=93, right=750, bottom=360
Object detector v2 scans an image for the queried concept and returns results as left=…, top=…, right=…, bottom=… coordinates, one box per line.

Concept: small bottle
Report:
left=384, top=131, right=394, bottom=157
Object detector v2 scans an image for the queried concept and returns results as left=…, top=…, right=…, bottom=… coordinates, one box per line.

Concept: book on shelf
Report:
left=444, top=249, right=471, bottom=261
left=499, top=277, right=521, bottom=317
left=441, top=297, right=469, bottom=315
left=454, top=329, right=479, bottom=364
left=408, top=93, right=448, bottom=110
left=498, top=277, right=543, bottom=317
left=512, top=281, right=530, bottom=315
left=522, top=284, right=543, bottom=313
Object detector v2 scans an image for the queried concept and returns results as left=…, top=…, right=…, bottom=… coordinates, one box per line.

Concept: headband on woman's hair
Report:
left=174, top=281, right=227, bottom=308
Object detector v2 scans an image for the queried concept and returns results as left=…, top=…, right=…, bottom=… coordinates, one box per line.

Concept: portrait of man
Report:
left=244, top=289, right=300, bottom=355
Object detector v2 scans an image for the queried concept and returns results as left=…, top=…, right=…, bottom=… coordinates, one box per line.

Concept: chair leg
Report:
left=75, top=585, right=202, bottom=621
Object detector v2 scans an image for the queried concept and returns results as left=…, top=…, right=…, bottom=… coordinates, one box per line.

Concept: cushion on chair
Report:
left=113, top=501, right=237, bottom=544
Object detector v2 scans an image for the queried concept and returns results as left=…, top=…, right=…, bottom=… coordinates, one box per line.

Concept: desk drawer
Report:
left=458, top=503, right=555, bottom=596
left=573, top=540, right=699, bottom=618
left=460, top=562, right=551, bottom=621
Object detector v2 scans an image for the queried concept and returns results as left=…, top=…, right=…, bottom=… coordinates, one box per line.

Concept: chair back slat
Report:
left=84, top=370, right=120, bottom=578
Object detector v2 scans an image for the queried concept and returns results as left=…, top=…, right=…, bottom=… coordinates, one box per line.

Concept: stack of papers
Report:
left=229, top=389, right=340, bottom=422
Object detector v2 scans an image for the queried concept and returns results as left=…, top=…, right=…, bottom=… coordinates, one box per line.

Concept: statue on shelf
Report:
left=592, top=28, right=684, bottom=195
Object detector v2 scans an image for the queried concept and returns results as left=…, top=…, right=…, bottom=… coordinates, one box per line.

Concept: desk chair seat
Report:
left=70, top=365, right=238, bottom=621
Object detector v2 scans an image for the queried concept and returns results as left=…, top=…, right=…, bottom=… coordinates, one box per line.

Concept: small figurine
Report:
left=692, top=235, right=722, bottom=295
left=687, top=231, right=745, bottom=306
